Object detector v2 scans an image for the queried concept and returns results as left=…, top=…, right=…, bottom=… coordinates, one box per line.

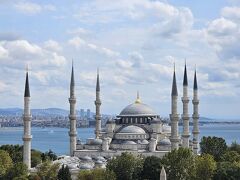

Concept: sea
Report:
left=0, top=124, right=239, bottom=155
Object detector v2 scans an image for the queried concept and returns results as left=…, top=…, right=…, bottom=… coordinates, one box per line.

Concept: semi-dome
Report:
left=119, top=125, right=146, bottom=134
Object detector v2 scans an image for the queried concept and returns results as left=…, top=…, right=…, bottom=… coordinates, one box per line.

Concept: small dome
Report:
left=90, top=139, right=103, bottom=145
left=159, top=138, right=171, bottom=146
left=121, top=140, right=137, bottom=145
left=139, top=139, right=149, bottom=144
left=95, top=160, right=104, bottom=164
left=79, top=164, right=93, bottom=170
left=120, top=125, right=146, bottom=134
left=119, top=103, right=157, bottom=116
left=80, top=156, right=92, bottom=161
left=96, top=156, right=106, bottom=162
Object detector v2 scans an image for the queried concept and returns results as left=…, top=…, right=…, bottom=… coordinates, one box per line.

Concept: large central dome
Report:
left=119, top=103, right=157, bottom=116
left=119, top=93, right=157, bottom=116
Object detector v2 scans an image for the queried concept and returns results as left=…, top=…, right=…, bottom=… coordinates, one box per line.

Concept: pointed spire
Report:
left=96, top=68, right=100, bottom=92
left=183, top=60, right=188, bottom=86
left=24, top=67, right=30, bottom=97
left=70, top=60, right=75, bottom=87
left=160, top=166, right=167, bottom=180
left=135, top=91, right=141, bottom=104
left=194, top=68, right=198, bottom=90
left=171, top=63, right=178, bottom=96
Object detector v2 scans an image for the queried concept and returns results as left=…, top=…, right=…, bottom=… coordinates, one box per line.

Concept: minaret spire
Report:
left=69, top=62, right=77, bottom=156
left=95, top=69, right=102, bottom=138
left=23, top=68, right=32, bottom=169
left=182, top=62, right=190, bottom=148
left=192, top=68, right=199, bottom=154
left=170, top=63, right=179, bottom=150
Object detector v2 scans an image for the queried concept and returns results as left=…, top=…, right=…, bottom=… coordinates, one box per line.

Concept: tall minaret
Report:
left=181, top=63, right=190, bottom=148
left=69, top=63, right=77, bottom=156
left=170, top=65, right=179, bottom=150
left=23, top=69, right=32, bottom=169
left=192, top=69, right=200, bottom=154
left=95, top=69, right=102, bottom=139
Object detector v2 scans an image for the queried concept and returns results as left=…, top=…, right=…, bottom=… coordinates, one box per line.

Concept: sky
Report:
left=0, top=0, right=240, bottom=119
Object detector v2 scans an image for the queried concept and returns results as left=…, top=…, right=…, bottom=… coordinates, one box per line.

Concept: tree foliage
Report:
left=195, top=154, right=216, bottom=180
left=229, top=141, right=240, bottom=154
left=106, top=152, right=143, bottom=180
left=5, top=162, right=28, bottom=180
left=36, top=161, right=60, bottom=180
left=200, top=136, right=227, bottom=161
left=0, top=144, right=23, bottom=163
left=41, top=150, right=57, bottom=162
left=220, top=150, right=240, bottom=163
left=141, top=156, right=161, bottom=180
left=161, top=147, right=196, bottom=180
left=77, top=169, right=116, bottom=180
left=58, top=165, right=71, bottom=180
left=214, top=161, right=240, bottom=180
left=31, top=150, right=42, bottom=167
left=0, top=149, right=13, bottom=177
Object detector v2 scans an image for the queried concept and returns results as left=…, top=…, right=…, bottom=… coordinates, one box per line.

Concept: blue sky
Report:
left=0, top=0, right=240, bottom=119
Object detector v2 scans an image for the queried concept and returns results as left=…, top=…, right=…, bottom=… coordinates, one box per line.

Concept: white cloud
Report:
left=14, top=2, right=55, bottom=14
left=68, top=37, right=86, bottom=48
left=68, top=36, right=119, bottom=57
left=44, top=40, right=62, bottom=52
left=221, top=6, right=240, bottom=22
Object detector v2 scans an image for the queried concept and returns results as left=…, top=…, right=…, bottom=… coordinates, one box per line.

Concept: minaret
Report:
left=69, top=63, right=77, bottom=156
left=23, top=69, right=32, bottom=169
left=95, top=69, right=102, bottom=139
left=160, top=166, right=167, bottom=180
left=192, top=69, right=200, bottom=154
left=170, top=65, right=180, bottom=150
left=181, top=63, right=190, bottom=148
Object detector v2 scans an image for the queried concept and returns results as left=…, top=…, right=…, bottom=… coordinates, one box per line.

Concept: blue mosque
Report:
left=22, top=63, right=200, bottom=177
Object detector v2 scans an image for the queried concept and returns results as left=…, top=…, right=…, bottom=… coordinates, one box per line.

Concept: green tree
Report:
left=161, top=147, right=196, bottom=180
left=142, top=156, right=161, bottom=180
left=5, top=162, right=28, bottom=180
left=77, top=169, right=116, bottom=180
left=31, top=150, right=42, bottom=167
left=229, top=141, right=240, bottom=154
left=0, top=149, right=13, bottom=177
left=0, top=144, right=23, bottom=163
left=220, top=150, right=240, bottom=163
left=200, top=136, right=227, bottom=161
left=36, top=161, right=60, bottom=180
left=195, top=154, right=216, bottom=180
left=58, top=165, right=71, bottom=180
left=214, top=161, right=240, bottom=180
left=106, top=152, right=143, bottom=180
left=78, top=170, right=92, bottom=180
left=41, top=150, right=57, bottom=162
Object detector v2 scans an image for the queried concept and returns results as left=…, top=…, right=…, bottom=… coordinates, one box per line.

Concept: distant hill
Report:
left=0, top=108, right=69, bottom=116
left=0, top=108, right=109, bottom=118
